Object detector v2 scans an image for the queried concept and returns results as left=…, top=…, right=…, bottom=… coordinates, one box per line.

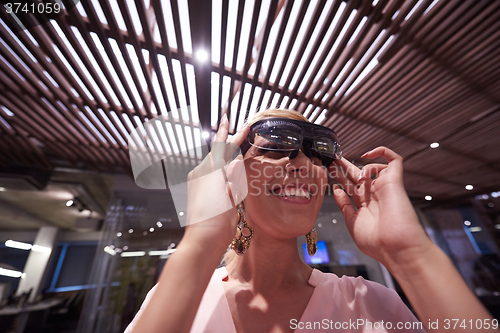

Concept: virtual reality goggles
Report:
left=240, top=117, right=342, bottom=166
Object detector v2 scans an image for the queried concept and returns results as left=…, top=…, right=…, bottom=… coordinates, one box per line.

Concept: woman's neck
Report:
left=225, top=224, right=313, bottom=291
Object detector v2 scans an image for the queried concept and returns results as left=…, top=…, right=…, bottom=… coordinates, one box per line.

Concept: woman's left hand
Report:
left=329, top=146, right=433, bottom=268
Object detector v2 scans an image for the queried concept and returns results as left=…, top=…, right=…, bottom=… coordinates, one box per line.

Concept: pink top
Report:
left=126, top=267, right=426, bottom=332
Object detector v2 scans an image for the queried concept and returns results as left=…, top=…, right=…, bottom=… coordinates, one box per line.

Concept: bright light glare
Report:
left=5, top=240, right=32, bottom=250
left=464, top=220, right=471, bottom=226
left=66, top=200, right=74, bottom=206
left=430, top=142, right=439, bottom=148
left=0, top=187, right=5, bottom=191
left=121, top=251, right=146, bottom=257
left=104, top=246, right=116, bottom=256
left=202, top=131, right=210, bottom=139
left=465, top=185, right=474, bottom=190
left=32, top=245, right=51, bottom=253
left=196, top=49, right=209, bottom=62
left=0, top=267, right=23, bottom=278
left=179, top=211, right=184, bottom=216
left=148, top=249, right=176, bottom=256
left=425, top=196, right=432, bottom=201
left=149, top=227, right=154, bottom=232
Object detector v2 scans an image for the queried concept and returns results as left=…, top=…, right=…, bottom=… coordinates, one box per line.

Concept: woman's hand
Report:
left=183, top=114, right=250, bottom=253
left=330, top=146, right=433, bottom=268
left=126, top=117, right=249, bottom=333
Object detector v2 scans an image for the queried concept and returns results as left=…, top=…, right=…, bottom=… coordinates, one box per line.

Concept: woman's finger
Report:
left=361, top=146, right=403, bottom=177
left=223, top=122, right=250, bottom=161
left=330, top=157, right=361, bottom=183
left=228, top=122, right=250, bottom=147
left=330, top=169, right=365, bottom=209
left=214, top=114, right=229, bottom=143
left=211, top=114, right=230, bottom=170
left=333, top=186, right=357, bottom=227
left=357, top=163, right=388, bottom=182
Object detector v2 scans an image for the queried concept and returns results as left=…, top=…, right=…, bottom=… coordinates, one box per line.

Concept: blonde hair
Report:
left=247, top=108, right=310, bottom=125
left=220, top=109, right=308, bottom=266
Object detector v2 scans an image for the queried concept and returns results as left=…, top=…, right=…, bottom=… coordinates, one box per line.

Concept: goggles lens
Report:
left=313, top=131, right=336, bottom=153
left=252, top=123, right=302, bottom=151
left=244, top=117, right=342, bottom=165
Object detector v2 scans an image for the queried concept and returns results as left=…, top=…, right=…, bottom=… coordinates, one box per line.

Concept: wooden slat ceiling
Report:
left=0, top=0, right=499, bottom=203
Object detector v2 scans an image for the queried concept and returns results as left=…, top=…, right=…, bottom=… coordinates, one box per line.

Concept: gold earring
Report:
left=231, top=205, right=253, bottom=255
left=305, top=228, right=318, bottom=256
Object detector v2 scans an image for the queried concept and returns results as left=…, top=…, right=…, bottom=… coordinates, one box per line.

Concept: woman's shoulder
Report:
left=314, top=269, right=402, bottom=304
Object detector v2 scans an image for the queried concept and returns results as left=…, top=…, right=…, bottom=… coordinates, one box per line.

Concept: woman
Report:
left=126, top=109, right=497, bottom=332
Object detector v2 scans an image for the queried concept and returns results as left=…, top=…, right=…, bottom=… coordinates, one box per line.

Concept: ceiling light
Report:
left=430, top=142, right=439, bottom=148
left=469, top=226, right=482, bottom=232
left=156, top=221, right=163, bottom=228
left=465, top=185, right=474, bottom=190
left=494, top=224, right=500, bottom=230
left=128, top=229, right=134, bottom=233
left=120, top=251, right=146, bottom=257
left=425, top=195, right=432, bottom=201
left=0, top=187, right=5, bottom=191
left=464, top=220, right=471, bottom=226
left=149, top=227, right=154, bottom=232
left=123, top=246, right=128, bottom=250
left=117, top=232, right=122, bottom=237
left=0, top=267, right=24, bottom=278
left=5, top=240, right=32, bottom=250
left=66, top=199, right=74, bottom=207
left=332, top=219, right=337, bottom=224
left=195, top=49, right=208, bottom=62
left=179, top=211, right=184, bottom=217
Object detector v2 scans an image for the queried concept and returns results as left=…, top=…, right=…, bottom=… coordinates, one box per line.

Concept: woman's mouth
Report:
left=270, top=184, right=311, bottom=201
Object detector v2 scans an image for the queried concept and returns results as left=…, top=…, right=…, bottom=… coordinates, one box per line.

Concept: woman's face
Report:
left=242, top=137, right=328, bottom=239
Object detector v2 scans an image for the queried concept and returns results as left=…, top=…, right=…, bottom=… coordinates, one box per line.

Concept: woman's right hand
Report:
left=183, top=114, right=250, bottom=253
left=126, top=116, right=249, bottom=333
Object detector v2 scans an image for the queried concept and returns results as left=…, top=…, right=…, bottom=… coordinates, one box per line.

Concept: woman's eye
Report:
left=258, top=146, right=288, bottom=158
left=261, top=143, right=279, bottom=150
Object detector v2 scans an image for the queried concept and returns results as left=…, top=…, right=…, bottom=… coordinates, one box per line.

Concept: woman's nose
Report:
left=285, top=149, right=311, bottom=176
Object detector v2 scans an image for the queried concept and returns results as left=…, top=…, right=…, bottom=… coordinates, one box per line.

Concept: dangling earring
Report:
left=305, top=228, right=318, bottom=256
left=231, top=204, right=254, bottom=255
